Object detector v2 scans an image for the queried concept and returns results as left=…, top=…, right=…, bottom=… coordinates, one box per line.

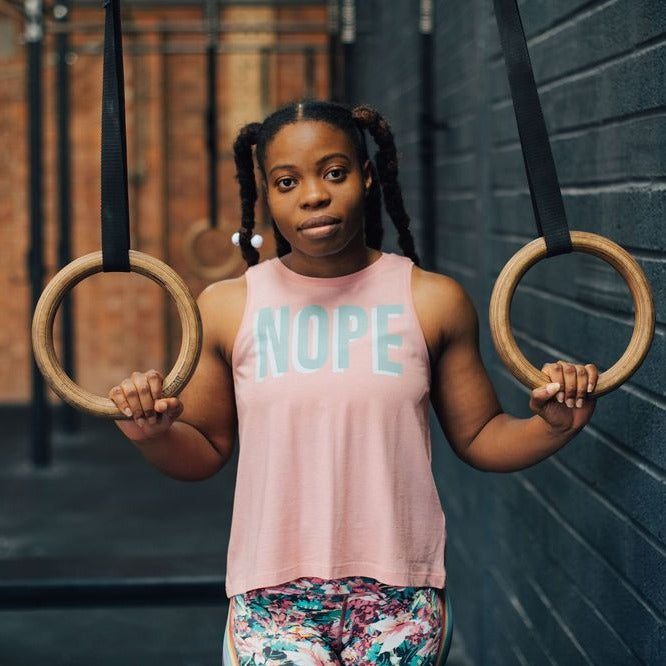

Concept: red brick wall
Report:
left=0, top=4, right=328, bottom=403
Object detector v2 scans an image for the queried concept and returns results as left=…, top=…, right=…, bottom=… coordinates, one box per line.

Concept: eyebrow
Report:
left=268, top=152, right=352, bottom=176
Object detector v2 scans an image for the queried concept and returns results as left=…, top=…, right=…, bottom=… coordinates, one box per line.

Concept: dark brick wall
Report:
left=352, top=1, right=665, bottom=663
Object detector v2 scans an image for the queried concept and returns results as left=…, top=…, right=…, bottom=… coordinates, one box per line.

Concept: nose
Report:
left=299, top=178, right=331, bottom=209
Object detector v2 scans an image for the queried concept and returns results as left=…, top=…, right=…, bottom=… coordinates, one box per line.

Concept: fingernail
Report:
left=557, top=392, right=565, bottom=403
left=566, top=399, right=574, bottom=408
left=123, top=408, right=132, bottom=417
left=587, top=384, right=593, bottom=393
left=546, top=382, right=560, bottom=393
left=137, top=418, right=146, bottom=427
left=148, top=416, right=157, bottom=425
left=577, top=398, right=584, bottom=408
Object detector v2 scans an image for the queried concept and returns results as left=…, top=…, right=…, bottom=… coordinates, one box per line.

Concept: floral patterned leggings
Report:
left=222, top=576, right=453, bottom=665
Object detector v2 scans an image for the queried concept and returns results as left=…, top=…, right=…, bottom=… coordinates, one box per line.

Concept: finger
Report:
left=541, top=362, right=565, bottom=404
left=531, top=381, right=561, bottom=408
left=574, top=364, right=589, bottom=408
left=121, top=377, right=146, bottom=423
left=131, top=372, right=157, bottom=423
left=557, top=361, right=578, bottom=408
left=108, top=385, right=133, bottom=419
left=585, top=363, right=599, bottom=394
left=146, top=369, right=164, bottom=399
left=145, top=369, right=165, bottom=423
left=155, top=396, right=181, bottom=415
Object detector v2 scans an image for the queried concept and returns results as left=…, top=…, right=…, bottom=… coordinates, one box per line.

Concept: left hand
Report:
left=529, top=361, right=599, bottom=433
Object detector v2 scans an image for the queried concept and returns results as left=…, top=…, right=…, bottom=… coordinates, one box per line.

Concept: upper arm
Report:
left=412, top=269, right=502, bottom=460
left=176, top=276, right=247, bottom=465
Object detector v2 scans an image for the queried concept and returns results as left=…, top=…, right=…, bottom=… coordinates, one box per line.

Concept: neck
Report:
left=281, top=239, right=381, bottom=278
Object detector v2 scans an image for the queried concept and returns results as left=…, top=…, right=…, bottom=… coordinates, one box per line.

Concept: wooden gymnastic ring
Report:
left=182, top=218, right=245, bottom=281
left=31, top=250, right=203, bottom=419
left=489, top=231, right=655, bottom=397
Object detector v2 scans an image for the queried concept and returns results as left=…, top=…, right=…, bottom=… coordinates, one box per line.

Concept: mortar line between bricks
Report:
left=487, top=0, right=613, bottom=64
left=509, top=644, right=530, bottom=666
left=487, top=233, right=666, bottom=260
left=438, top=227, right=479, bottom=239
left=514, top=282, right=661, bottom=331
left=508, top=325, right=666, bottom=417
left=526, top=0, right=619, bottom=49
left=495, top=352, right=666, bottom=427
left=516, top=473, right=666, bottom=626
left=487, top=565, right=561, bottom=666
left=487, top=565, right=536, bottom=632
left=437, top=76, right=479, bottom=104
left=438, top=152, right=476, bottom=165
left=439, top=109, right=476, bottom=129
left=494, top=484, right=644, bottom=662
left=551, top=454, right=666, bottom=551
left=494, top=178, right=666, bottom=197
left=493, top=105, right=666, bottom=149
left=536, top=578, right=597, bottom=663
left=550, top=448, right=666, bottom=557
left=491, top=33, right=666, bottom=111
left=520, top=566, right=596, bottom=664
left=614, top=246, right=666, bottom=262
left=488, top=231, right=535, bottom=244
left=438, top=189, right=476, bottom=199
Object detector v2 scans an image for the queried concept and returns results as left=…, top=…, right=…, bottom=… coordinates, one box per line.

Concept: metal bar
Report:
left=71, top=40, right=327, bottom=56
left=127, top=30, right=144, bottom=250
left=419, top=0, right=436, bottom=270
left=260, top=46, right=270, bottom=116
left=205, top=0, right=218, bottom=228
left=45, top=19, right=329, bottom=35
left=26, top=0, right=52, bottom=466
left=54, top=0, right=80, bottom=433
left=327, top=0, right=341, bottom=102
left=340, top=0, right=354, bottom=105
left=304, top=46, right=315, bottom=98
left=158, top=31, right=175, bottom=384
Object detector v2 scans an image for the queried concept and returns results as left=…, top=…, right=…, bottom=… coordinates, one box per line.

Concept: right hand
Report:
left=108, top=370, right=184, bottom=441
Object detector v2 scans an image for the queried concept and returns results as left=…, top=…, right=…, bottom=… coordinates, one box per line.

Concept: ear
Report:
left=362, top=159, right=373, bottom=195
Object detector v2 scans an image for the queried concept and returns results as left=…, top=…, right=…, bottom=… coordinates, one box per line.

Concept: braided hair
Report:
left=232, top=100, right=420, bottom=267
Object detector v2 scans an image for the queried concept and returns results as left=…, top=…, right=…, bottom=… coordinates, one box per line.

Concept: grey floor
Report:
left=0, top=409, right=472, bottom=665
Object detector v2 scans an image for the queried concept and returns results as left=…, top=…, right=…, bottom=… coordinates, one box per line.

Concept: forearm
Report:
left=462, top=412, right=578, bottom=472
left=129, top=420, right=228, bottom=481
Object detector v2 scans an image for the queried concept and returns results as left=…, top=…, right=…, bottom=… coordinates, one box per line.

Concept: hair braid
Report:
left=352, top=105, right=420, bottom=266
left=232, top=122, right=262, bottom=266
left=364, top=162, right=383, bottom=250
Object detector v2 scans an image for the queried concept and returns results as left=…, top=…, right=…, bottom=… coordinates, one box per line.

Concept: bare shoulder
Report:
left=411, top=266, right=479, bottom=359
left=197, top=274, right=247, bottom=363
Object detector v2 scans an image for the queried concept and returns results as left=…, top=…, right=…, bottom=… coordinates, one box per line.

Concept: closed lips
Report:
left=299, top=216, right=341, bottom=230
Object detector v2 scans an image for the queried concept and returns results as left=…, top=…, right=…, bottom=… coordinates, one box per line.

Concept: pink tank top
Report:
left=227, top=252, right=446, bottom=598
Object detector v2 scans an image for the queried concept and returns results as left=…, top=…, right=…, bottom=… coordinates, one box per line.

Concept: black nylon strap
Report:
left=206, top=43, right=218, bottom=229
left=101, top=0, right=130, bottom=271
left=493, top=0, right=572, bottom=256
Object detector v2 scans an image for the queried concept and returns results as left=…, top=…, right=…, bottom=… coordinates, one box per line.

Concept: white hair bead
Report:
left=231, top=231, right=241, bottom=246
left=251, top=234, right=264, bottom=249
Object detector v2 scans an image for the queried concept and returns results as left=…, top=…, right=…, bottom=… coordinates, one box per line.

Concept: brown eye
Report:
left=276, top=177, right=296, bottom=191
left=325, top=168, right=347, bottom=181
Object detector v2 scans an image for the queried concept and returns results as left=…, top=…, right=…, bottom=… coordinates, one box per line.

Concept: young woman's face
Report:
left=262, top=120, right=372, bottom=261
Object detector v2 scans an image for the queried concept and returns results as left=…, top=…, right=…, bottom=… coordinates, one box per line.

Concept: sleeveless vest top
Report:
left=226, top=252, right=446, bottom=598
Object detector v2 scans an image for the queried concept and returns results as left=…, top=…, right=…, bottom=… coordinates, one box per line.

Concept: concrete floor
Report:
left=0, top=408, right=472, bottom=665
